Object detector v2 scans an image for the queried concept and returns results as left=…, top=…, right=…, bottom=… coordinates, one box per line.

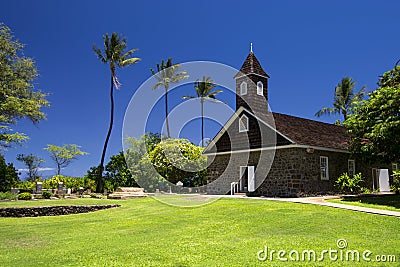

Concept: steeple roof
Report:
left=235, top=52, right=270, bottom=78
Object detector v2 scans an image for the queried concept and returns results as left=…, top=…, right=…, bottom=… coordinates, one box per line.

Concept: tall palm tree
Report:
left=151, top=58, right=188, bottom=138
left=93, top=33, right=140, bottom=192
left=315, top=77, right=365, bottom=122
left=183, top=76, right=224, bottom=147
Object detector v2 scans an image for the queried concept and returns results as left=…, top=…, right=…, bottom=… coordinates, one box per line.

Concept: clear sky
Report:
left=1, top=0, right=399, bottom=179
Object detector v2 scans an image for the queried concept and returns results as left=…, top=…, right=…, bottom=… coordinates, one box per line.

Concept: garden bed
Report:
left=0, top=204, right=120, bottom=217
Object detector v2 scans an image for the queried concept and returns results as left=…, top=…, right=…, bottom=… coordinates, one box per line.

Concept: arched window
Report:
left=257, top=81, right=263, bottom=95
left=239, top=115, right=249, bottom=132
left=240, top=81, right=247, bottom=95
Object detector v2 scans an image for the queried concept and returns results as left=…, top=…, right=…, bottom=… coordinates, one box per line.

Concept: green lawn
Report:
left=0, top=197, right=399, bottom=266
left=327, top=195, right=400, bottom=212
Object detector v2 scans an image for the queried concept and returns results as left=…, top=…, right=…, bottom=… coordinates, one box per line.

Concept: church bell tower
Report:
left=234, top=44, right=270, bottom=115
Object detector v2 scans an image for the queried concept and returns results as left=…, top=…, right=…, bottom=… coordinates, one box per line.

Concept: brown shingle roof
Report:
left=271, top=112, right=349, bottom=150
left=235, top=52, right=270, bottom=78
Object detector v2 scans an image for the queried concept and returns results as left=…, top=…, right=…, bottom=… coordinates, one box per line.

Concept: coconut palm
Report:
left=315, top=77, right=365, bottom=122
left=93, top=32, right=140, bottom=192
left=183, top=76, right=224, bottom=147
left=151, top=58, right=188, bottom=138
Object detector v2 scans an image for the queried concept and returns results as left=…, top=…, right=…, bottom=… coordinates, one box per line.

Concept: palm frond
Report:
left=92, top=45, right=107, bottom=63
left=182, top=95, right=195, bottom=99
left=315, top=107, right=338, bottom=117
left=119, top=57, right=141, bottom=67
left=121, top=48, right=138, bottom=59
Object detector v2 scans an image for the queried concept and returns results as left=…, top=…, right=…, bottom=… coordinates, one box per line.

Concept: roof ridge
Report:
left=271, top=112, right=346, bottom=128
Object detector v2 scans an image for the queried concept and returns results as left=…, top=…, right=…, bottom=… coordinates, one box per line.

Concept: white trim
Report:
left=239, top=114, right=249, bottom=132
left=239, top=166, right=247, bottom=191
left=257, top=81, right=263, bottom=96
left=202, top=107, right=295, bottom=154
left=235, top=72, right=270, bottom=79
left=248, top=166, right=255, bottom=192
left=240, top=81, right=247, bottom=95
left=203, top=144, right=349, bottom=155
left=320, top=156, right=329, bottom=180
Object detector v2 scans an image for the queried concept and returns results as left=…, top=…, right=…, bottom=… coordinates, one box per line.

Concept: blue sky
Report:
left=2, top=0, right=399, bottom=178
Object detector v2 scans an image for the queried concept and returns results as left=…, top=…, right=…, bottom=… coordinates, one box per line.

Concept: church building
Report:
left=203, top=49, right=390, bottom=196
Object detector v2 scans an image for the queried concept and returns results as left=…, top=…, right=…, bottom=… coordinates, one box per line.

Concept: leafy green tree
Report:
left=44, top=144, right=87, bottom=175
left=0, top=155, right=19, bottom=192
left=0, top=23, right=49, bottom=147
left=344, top=66, right=400, bottom=163
left=148, top=138, right=207, bottom=187
left=16, top=154, right=44, bottom=181
left=151, top=58, right=188, bottom=138
left=124, top=134, right=163, bottom=192
left=315, top=77, right=365, bottom=122
left=104, top=151, right=138, bottom=190
left=93, top=32, right=140, bottom=192
left=183, top=76, right=224, bottom=146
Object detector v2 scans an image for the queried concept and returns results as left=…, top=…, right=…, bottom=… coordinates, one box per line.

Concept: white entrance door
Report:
left=378, top=169, right=390, bottom=192
left=240, top=166, right=255, bottom=192
left=372, top=168, right=390, bottom=192
left=248, top=166, right=255, bottom=192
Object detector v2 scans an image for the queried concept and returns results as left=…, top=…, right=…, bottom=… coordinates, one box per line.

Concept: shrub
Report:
left=16, top=180, right=35, bottom=190
left=42, top=191, right=53, bottom=199
left=335, top=172, right=363, bottom=193
left=391, top=171, right=400, bottom=193
left=359, top=187, right=371, bottom=194
left=0, top=155, right=20, bottom=192
left=0, top=191, right=17, bottom=200
left=18, top=192, right=32, bottom=200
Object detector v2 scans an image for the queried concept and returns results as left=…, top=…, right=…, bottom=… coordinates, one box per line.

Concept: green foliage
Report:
left=124, top=133, right=164, bottom=192
left=344, top=66, right=400, bottom=163
left=378, top=65, right=400, bottom=88
left=0, top=191, right=17, bottom=200
left=103, top=151, right=138, bottom=191
left=93, top=32, right=141, bottom=193
left=315, top=77, right=365, bottom=122
left=16, top=153, right=44, bottom=181
left=17, top=192, right=32, bottom=200
left=41, top=191, right=53, bottom=199
left=0, top=23, right=50, bottom=147
left=42, top=175, right=95, bottom=192
left=0, top=154, right=19, bottom=192
left=16, top=180, right=35, bottom=190
left=335, top=172, right=364, bottom=193
left=182, top=76, right=224, bottom=147
left=151, top=58, right=188, bottom=138
left=44, top=144, right=87, bottom=175
left=148, top=138, right=207, bottom=186
left=359, top=187, right=371, bottom=194
left=391, top=170, right=400, bottom=193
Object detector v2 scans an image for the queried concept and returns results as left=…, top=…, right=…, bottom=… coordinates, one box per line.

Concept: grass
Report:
left=327, top=195, right=400, bottom=212
left=0, top=197, right=399, bottom=266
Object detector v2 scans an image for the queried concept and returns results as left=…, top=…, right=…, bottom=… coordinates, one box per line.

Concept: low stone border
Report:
left=0, top=204, right=120, bottom=217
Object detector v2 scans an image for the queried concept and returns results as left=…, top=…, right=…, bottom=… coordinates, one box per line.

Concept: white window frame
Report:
left=240, top=81, right=247, bottom=95
left=239, top=115, right=249, bottom=132
left=257, top=81, right=263, bottom=95
left=320, top=156, right=329, bottom=180
left=348, top=159, right=355, bottom=177
left=393, top=163, right=399, bottom=171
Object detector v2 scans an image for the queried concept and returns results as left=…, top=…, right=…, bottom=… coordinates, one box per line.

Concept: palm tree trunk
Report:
left=165, top=86, right=171, bottom=138
left=201, top=99, right=204, bottom=147
left=97, top=75, right=114, bottom=192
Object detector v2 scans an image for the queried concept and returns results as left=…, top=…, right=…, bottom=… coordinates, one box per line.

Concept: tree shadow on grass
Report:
left=342, top=195, right=400, bottom=210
